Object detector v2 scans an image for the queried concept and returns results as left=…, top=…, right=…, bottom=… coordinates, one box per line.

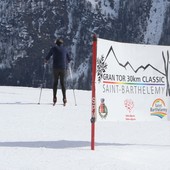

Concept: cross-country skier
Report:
left=45, top=38, right=71, bottom=106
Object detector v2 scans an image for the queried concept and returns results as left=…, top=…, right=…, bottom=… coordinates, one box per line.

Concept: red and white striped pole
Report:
left=91, top=34, right=97, bottom=150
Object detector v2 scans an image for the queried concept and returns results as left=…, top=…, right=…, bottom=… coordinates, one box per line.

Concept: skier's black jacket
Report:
left=45, top=45, right=71, bottom=69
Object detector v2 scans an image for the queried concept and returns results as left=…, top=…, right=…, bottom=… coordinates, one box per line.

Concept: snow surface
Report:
left=144, top=0, right=167, bottom=44
left=86, top=0, right=120, bottom=18
left=0, top=86, right=170, bottom=170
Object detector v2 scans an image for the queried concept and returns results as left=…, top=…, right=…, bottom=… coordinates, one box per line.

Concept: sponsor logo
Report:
left=98, top=98, right=108, bottom=119
left=124, top=99, right=134, bottom=113
left=124, top=99, right=136, bottom=120
left=150, top=98, right=167, bottom=119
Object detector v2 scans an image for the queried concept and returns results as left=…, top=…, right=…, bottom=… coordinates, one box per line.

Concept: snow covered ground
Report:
left=0, top=86, right=170, bottom=170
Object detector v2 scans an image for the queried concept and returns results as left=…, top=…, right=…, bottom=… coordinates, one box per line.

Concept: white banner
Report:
left=95, top=38, right=170, bottom=121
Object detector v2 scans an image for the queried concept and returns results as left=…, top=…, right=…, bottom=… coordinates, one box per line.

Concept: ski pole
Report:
left=38, top=63, right=47, bottom=104
left=69, top=65, right=77, bottom=106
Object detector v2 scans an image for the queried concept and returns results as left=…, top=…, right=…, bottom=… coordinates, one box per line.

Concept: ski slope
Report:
left=0, top=86, right=170, bottom=170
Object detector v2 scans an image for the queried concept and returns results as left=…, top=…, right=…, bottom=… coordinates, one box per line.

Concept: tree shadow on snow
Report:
left=0, top=140, right=116, bottom=149
left=0, top=141, right=169, bottom=149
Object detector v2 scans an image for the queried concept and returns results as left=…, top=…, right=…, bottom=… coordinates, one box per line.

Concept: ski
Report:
left=52, top=99, right=67, bottom=106
left=52, top=102, right=66, bottom=106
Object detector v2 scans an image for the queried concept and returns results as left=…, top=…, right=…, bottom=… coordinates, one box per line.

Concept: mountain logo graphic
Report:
left=96, top=45, right=170, bottom=96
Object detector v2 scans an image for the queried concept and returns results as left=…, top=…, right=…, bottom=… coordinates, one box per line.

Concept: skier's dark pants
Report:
left=53, top=69, right=66, bottom=100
